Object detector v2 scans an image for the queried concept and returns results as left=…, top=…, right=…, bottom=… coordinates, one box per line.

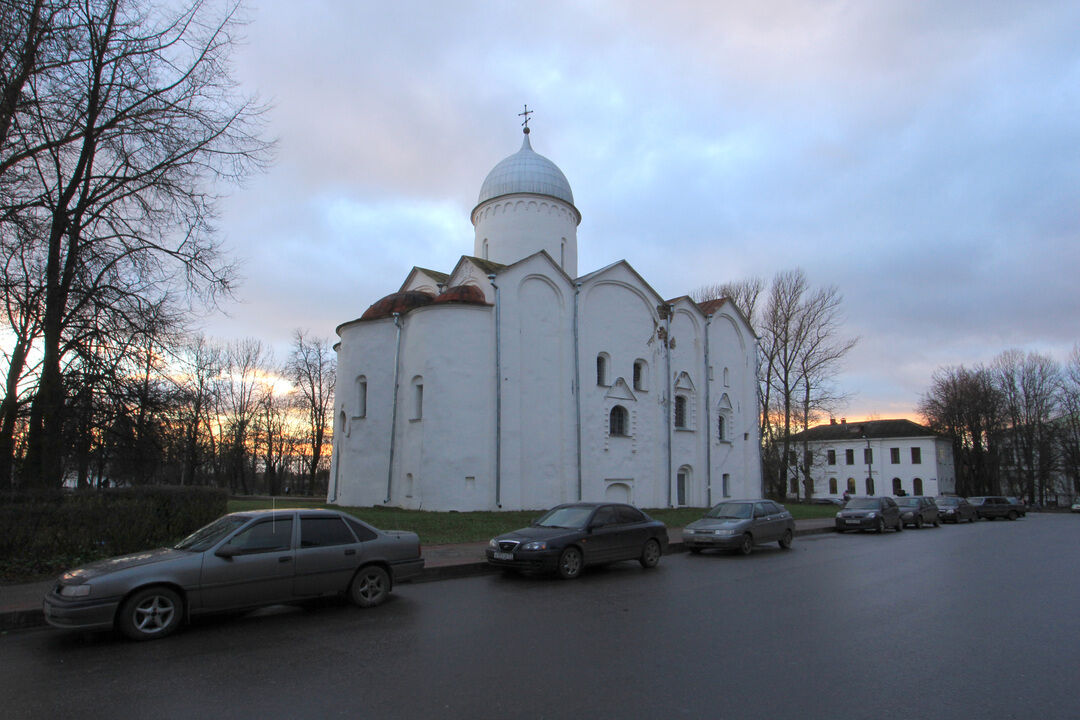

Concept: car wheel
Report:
left=876, top=517, right=885, bottom=534
left=118, top=586, right=183, bottom=641
left=738, top=533, right=753, bottom=555
left=639, top=538, right=662, bottom=568
left=915, top=515, right=924, bottom=529
left=689, top=546, right=702, bottom=554
left=558, top=547, right=583, bottom=579
left=933, top=517, right=941, bottom=528
left=779, top=528, right=794, bottom=549
left=1008, top=511, right=1017, bottom=521
left=349, top=565, right=390, bottom=608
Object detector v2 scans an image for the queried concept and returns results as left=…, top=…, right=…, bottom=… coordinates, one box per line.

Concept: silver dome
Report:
left=477, top=132, right=574, bottom=206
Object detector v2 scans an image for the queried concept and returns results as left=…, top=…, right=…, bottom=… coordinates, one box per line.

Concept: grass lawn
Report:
left=226, top=498, right=838, bottom=545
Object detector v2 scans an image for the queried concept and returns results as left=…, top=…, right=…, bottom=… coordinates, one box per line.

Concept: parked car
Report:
left=895, top=496, right=940, bottom=528
left=968, top=496, right=1019, bottom=520
left=1006, top=497, right=1028, bottom=517
left=43, top=509, right=424, bottom=640
left=486, top=502, right=667, bottom=579
left=682, top=499, right=795, bottom=555
left=936, top=496, right=977, bottom=523
left=835, top=496, right=903, bottom=533
left=1072, top=499, right=1080, bottom=513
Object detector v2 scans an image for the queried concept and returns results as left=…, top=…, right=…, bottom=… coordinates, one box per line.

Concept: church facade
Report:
left=329, top=125, right=761, bottom=511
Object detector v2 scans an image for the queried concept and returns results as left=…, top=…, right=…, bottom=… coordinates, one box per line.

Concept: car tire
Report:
left=118, top=586, right=183, bottom=641
left=895, top=518, right=903, bottom=532
left=1008, top=511, right=1017, bottom=521
left=558, top=547, right=583, bottom=580
left=915, top=515, right=923, bottom=529
left=639, top=538, right=662, bottom=568
left=779, top=529, right=794, bottom=549
left=689, top=546, right=702, bottom=554
left=876, top=518, right=885, bottom=534
left=933, top=517, right=940, bottom=528
left=738, top=533, right=754, bottom=555
left=349, top=565, right=390, bottom=608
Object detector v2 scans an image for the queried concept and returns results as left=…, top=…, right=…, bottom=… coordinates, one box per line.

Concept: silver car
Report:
left=43, top=509, right=424, bottom=640
left=682, top=499, right=795, bottom=555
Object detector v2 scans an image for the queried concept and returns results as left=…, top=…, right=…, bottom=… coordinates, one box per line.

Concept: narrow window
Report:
left=913, top=477, right=923, bottom=495
left=911, top=447, right=922, bottom=464
left=829, top=478, right=838, bottom=494
left=411, top=376, right=424, bottom=420
left=633, top=360, right=646, bottom=391
left=827, top=449, right=836, bottom=465
left=596, top=354, right=608, bottom=386
left=609, top=405, right=628, bottom=436
left=863, top=448, right=873, bottom=464
left=890, top=447, right=900, bottom=464
left=676, top=469, right=688, bottom=506
left=560, top=238, right=566, bottom=268
left=723, top=367, right=730, bottom=386
left=482, top=239, right=489, bottom=260
left=789, top=478, right=798, bottom=493
left=845, top=449, right=854, bottom=465
left=356, top=376, right=367, bottom=418
left=892, top=477, right=902, bottom=494
left=866, top=477, right=875, bottom=495
left=717, top=414, right=725, bottom=441
left=788, top=451, right=797, bottom=466
left=722, top=473, right=730, bottom=497
left=847, top=478, right=856, bottom=494
left=674, top=395, right=688, bottom=428
left=804, top=450, right=813, bottom=467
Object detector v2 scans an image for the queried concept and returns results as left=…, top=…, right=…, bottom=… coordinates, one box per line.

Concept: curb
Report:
left=1, top=525, right=836, bottom=632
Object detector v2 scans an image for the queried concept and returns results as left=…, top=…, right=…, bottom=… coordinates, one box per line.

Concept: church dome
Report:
left=477, top=130, right=574, bottom=206
left=360, top=291, right=435, bottom=321
left=432, top=284, right=488, bottom=306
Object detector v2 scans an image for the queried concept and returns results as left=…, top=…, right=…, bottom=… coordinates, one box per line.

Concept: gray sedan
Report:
left=682, top=499, right=795, bottom=555
left=43, top=509, right=424, bottom=640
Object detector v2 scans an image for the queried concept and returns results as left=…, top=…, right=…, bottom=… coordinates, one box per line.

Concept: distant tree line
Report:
left=695, top=268, right=858, bottom=500
left=918, top=347, right=1080, bottom=504
left=0, top=0, right=275, bottom=490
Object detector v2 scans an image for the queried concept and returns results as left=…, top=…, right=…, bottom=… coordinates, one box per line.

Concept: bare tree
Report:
left=1057, top=345, right=1080, bottom=499
left=220, top=338, right=271, bottom=495
left=287, top=330, right=335, bottom=496
left=993, top=349, right=1060, bottom=505
left=1, top=0, right=270, bottom=487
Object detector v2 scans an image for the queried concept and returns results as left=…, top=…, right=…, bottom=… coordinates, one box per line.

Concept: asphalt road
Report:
left=3, top=514, right=1078, bottom=719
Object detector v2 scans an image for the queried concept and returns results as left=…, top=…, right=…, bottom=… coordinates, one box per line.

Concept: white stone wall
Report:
left=472, top=195, right=579, bottom=277
left=799, top=435, right=950, bottom=499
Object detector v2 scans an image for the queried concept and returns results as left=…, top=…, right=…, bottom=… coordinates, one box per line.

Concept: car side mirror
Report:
left=215, top=545, right=239, bottom=559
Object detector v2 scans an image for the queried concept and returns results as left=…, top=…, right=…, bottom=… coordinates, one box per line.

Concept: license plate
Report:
left=494, top=551, right=514, bottom=561
left=845, top=519, right=860, bottom=524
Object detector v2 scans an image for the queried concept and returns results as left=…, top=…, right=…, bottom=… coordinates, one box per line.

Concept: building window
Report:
left=633, top=359, right=647, bottom=391
left=911, top=447, right=922, bottom=464
left=676, top=467, right=690, bottom=506
left=356, top=376, right=367, bottom=418
left=865, top=477, right=875, bottom=495
left=829, top=478, right=838, bottom=494
left=790, top=478, right=798, bottom=494
left=804, top=450, right=813, bottom=467
left=560, top=238, right=566, bottom=268
left=788, top=451, right=797, bottom=466
left=482, top=239, right=489, bottom=260
left=847, top=478, right=856, bottom=494
left=717, top=414, right=726, bottom=441
left=723, top=367, right=730, bottom=386
left=722, top=473, right=730, bottom=497
left=863, top=448, right=873, bottom=464
left=845, top=449, right=854, bottom=465
left=674, top=395, right=688, bottom=429
left=609, top=405, right=629, bottom=436
left=913, top=477, right=923, bottom=495
left=892, top=477, right=902, bottom=494
left=596, top=353, right=609, bottom=386
left=827, top=449, right=836, bottom=465
left=411, top=376, right=423, bottom=420
left=890, top=447, right=900, bottom=464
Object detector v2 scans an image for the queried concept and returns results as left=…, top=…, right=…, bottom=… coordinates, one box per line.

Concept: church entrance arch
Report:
left=605, top=481, right=631, bottom=504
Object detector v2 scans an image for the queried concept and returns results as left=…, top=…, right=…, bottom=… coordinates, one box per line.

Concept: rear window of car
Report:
left=345, top=517, right=378, bottom=542
left=616, top=505, right=646, bottom=524
left=301, top=516, right=356, bottom=547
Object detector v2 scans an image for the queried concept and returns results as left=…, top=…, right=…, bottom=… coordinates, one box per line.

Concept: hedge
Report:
left=0, top=486, right=227, bottom=580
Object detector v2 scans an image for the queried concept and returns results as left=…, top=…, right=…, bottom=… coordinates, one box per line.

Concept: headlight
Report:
left=60, top=584, right=91, bottom=598
left=488, top=538, right=499, bottom=549
left=683, top=529, right=696, bottom=535
left=521, top=541, right=547, bottom=551
left=866, top=512, right=876, bottom=518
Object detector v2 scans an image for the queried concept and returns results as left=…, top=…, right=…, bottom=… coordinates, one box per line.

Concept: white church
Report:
left=328, top=120, right=762, bottom=511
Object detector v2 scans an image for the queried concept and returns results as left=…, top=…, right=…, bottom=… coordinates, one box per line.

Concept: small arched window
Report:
left=723, top=367, right=730, bottom=386
left=609, top=405, right=628, bottom=436
left=892, top=477, right=903, bottom=495
left=597, top=353, right=610, bottom=386
left=482, top=239, right=489, bottom=260
left=717, top=414, right=726, bottom=441
left=560, top=238, right=566, bottom=268
left=866, top=477, right=875, bottom=496
left=674, top=395, right=688, bottom=429
left=829, top=478, right=838, bottom=494
left=356, top=376, right=367, bottom=418
left=411, top=376, right=424, bottom=420
left=847, top=478, right=856, bottom=494
left=913, top=477, right=924, bottom=495
left=633, top=359, right=647, bottom=391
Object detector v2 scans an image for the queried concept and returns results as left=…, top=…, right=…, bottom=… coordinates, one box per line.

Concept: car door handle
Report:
left=344, top=549, right=356, bottom=556
left=278, top=556, right=292, bottom=563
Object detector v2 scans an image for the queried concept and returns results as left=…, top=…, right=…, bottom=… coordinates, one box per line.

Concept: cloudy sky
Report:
left=209, top=0, right=1080, bottom=422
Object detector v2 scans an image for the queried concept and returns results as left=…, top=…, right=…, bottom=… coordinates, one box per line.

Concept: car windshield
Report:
left=174, top=516, right=249, bottom=552
left=895, top=498, right=917, bottom=507
left=937, top=497, right=959, bottom=506
left=705, top=502, right=752, bottom=519
left=844, top=498, right=878, bottom=510
left=535, top=506, right=595, bottom=529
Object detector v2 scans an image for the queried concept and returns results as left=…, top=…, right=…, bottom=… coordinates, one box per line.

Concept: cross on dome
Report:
left=518, top=104, right=532, bottom=134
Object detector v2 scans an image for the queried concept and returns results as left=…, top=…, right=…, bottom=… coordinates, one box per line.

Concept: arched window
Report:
left=676, top=466, right=691, bottom=506
left=482, top=239, right=489, bottom=260
left=892, top=477, right=902, bottom=495
left=723, top=367, right=730, bottom=386
left=913, top=477, right=923, bottom=495
left=609, top=405, right=628, bottom=436
left=866, top=477, right=875, bottom=496
left=674, top=395, right=688, bottom=429
left=411, top=376, right=424, bottom=420
left=633, top=359, right=647, bottom=391
left=560, top=238, right=566, bottom=268
left=356, top=376, right=367, bottom=418
left=596, top=353, right=610, bottom=386
left=717, top=414, right=726, bottom=441
left=829, top=478, right=838, bottom=494
left=847, top=478, right=856, bottom=494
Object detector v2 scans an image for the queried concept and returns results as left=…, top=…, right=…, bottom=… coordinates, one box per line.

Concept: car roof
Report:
left=230, top=508, right=342, bottom=519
